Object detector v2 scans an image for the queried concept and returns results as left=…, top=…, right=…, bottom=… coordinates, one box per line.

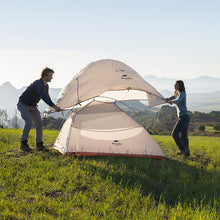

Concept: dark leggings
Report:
left=172, top=114, right=190, bottom=151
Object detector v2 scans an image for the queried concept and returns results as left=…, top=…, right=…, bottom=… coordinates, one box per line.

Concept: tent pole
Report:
left=115, top=100, right=171, bottom=159
left=65, top=115, right=74, bottom=154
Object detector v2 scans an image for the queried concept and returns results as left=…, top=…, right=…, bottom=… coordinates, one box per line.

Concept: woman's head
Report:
left=175, top=80, right=186, bottom=93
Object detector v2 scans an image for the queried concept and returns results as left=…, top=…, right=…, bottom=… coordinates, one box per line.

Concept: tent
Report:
left=54, top=101, right=167, bottom=159
left=47, top=59, right=166, bottom=113
left=47, top=59, right=167, bottom=158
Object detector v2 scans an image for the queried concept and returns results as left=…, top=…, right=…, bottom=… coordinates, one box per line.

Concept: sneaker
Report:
left=185, top=151, right=190, bottom=156
left=36, top=142, right=49, bottom=151
left=20, top=141, right=32, bottom=152
left=177, top=148, right=189, bottom=155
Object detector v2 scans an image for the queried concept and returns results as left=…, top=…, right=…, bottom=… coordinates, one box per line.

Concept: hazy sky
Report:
left=0, top=0, right=220, bottom=88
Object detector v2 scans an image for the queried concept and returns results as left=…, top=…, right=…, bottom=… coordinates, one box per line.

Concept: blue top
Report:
left=19, top=78, right=55, bottom=107
left=167, top=91, right=188, bottom=117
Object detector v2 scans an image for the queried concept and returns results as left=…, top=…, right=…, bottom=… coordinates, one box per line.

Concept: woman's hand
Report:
left=168, top=101, right=174, bottom=105
left=174, top=90, right=179, bottom=96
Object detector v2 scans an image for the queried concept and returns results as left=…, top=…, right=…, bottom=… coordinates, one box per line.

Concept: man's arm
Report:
left=35, top=80, right=55, bottom=107
left=53, top=105, right=62, bottom=112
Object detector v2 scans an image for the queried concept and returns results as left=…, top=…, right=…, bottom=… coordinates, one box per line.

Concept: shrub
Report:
left=214, top=125, right=220, bottom=131
left=198, top=125, right=205, bottom=131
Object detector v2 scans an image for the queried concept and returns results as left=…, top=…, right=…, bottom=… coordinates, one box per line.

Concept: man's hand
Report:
left=53, top=105, right=62, bottom=112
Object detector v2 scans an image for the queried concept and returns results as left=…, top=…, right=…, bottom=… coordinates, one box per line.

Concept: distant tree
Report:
left=10, top=109, right=19, bottom=128
left=0, top=109, right=9, bottom=128
left=214, top=125, right=220, bottom=131
left=42, top=116, right=65, bottom=130
left=198, top=125, right=205, bottom=131
left=209, top=111, right=220, bottom=118
left=155, top=105, right=177, bottom=131
left=126, top=107, right=220, bottom=136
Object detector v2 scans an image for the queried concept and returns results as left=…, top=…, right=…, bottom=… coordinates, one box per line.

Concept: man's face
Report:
left=44, top=72, right=53, bottom=82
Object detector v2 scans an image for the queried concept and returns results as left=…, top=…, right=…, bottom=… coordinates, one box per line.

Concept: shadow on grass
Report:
left=0, top=146, right=61, bottom=157
left=3, top=148, right=219, bottom=210
left=83, top=156, right=220, bottom=209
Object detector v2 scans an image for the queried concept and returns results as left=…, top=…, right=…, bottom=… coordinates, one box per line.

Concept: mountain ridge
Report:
left=143, top=75, right=220, bottom=93
left=0, top=75, right=219, bottom=118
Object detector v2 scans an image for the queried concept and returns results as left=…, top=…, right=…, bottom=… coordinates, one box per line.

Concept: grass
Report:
left=206, top=126, right=220, bottom=133
left=0, top=128, right=219, bottom=219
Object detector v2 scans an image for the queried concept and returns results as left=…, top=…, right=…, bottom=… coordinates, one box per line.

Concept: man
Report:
left=17, top=67, right=61, bottom=152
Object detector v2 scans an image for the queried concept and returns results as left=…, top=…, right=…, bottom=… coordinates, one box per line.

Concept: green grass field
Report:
left=0, top=129, right=219, bottom=219
left=206, top=126, right=220, bottom=133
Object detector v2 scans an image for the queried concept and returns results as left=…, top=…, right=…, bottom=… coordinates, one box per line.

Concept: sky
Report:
left=0, top=0, right=220, bottom=89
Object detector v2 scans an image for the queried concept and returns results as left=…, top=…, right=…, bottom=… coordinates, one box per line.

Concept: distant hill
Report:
left=144, top=75, right=220, bottom=93
left=160, top=90, right=220, bottom=113
left=0, top=81, right=61, bottom=118
left=143, top=75, right=220, bottom=112
left=0, top=75, right=220, bottom=119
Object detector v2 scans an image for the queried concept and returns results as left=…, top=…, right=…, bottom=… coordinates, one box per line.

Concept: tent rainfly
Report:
left=47, top=59, right=167, bottom=158
left=47, top=59, right=166, bottom=113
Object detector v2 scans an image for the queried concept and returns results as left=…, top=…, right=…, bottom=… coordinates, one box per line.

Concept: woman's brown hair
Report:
left=176, top=80, right=186, bottom=93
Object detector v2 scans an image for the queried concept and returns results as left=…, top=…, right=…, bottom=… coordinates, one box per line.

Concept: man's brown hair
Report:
left=41, top=67, right=54, bottom=78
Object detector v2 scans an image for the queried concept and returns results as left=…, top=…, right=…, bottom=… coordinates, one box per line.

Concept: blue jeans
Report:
left=17, top=101, right=42, bottom=143
left=172, top=114, right=190, bottom=151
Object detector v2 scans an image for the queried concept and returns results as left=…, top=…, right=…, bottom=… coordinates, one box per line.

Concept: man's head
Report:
left=41, top=67, right=54, bottom=83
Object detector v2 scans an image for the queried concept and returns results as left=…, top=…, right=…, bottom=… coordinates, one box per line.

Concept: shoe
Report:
left=20, top=140, right=32, bottom=152
left=177, top=148, right=189, bottom=155
left=185, top=151, right=190, bottom=156
left=36, top=142, right=49, bottom=151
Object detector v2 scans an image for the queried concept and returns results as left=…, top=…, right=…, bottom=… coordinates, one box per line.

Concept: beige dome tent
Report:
left=47, top=59, right=166, bottom=113
left=54, top=101, right=167, bottom=159
left=47, top=59, right=167, bottom=158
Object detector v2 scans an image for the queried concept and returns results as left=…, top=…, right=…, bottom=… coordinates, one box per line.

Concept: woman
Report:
left=166, top=80, right=190, bottom=156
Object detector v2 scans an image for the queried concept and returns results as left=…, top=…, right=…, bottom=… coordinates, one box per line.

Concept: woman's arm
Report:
left=174, top=92, right=185, bottom=104
left=166, top=95, right=175, bottom=102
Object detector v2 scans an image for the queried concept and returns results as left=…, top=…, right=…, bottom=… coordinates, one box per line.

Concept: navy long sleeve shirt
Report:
left=19, top=78, right=55, bottom=107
